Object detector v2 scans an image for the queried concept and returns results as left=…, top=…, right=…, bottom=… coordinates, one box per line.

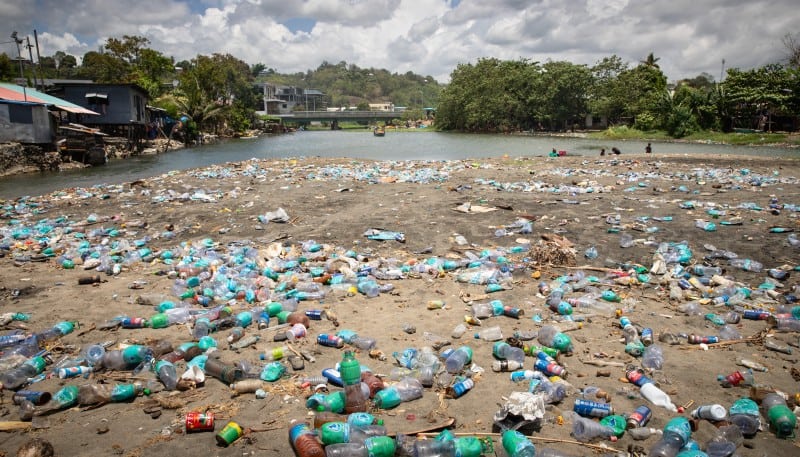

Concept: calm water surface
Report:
left=1, top=131, right=797, bottom=199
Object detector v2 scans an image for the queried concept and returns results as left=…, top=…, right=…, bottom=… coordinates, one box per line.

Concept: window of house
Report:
left=8, top=104, right=33, bottom=124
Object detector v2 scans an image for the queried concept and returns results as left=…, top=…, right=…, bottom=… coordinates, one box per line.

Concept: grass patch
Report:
left=588, top=127, right=800, bottom=146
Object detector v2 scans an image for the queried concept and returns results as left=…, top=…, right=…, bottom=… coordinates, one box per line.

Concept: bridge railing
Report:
left=278, top=111, right=400, bottom=120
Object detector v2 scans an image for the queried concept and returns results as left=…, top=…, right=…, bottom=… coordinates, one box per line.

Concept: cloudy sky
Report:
left=1, top=0, right=797, bottom=83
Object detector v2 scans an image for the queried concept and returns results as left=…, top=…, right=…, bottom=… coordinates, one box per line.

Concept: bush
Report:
left=634, top=112, right=657, bottom=131
left=665, top=105, right=699, bottom=138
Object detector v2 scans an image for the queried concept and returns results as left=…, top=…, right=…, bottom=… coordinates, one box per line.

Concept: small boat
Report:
left=373, top=127, right=385, bottom=137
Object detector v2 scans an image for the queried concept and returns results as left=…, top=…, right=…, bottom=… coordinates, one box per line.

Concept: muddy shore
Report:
left=0, top=153, right=798, bottom=457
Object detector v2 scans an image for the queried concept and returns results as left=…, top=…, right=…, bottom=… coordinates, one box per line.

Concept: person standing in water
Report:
left=645, top=143, right=652, bottom=154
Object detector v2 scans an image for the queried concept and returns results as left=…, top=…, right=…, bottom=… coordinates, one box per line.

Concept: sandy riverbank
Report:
left=0, top=153, right=798, bottom=457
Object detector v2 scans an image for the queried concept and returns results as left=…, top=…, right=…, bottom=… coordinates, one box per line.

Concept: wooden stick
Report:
left=285, top=342, right=304, bottom=359
left=0, top=421, right=33, bottom=431
left=415, top=431, right=622, bottom=453
left=77, top=322, right=96, bottom=337
left=579, top=358, right=626, bottom=368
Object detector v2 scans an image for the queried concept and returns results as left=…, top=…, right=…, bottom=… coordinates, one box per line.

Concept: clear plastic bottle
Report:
left=474, top=326, right=503, bottom=341
left=771, top=317, right=800, bottom=332
left=537, top=325, right=574, bottom=353
left=444, top=346, right=473, bottom=373
left=35, top=321, right=77, bottom=344
left=728, top=398, right=760, bottom=436
left=729, top=258, right=763, bottom=272
left=101, top=345, right=153, bottom=371
left=492, top=341, right=525, bottom=364
left=642, top=344, right=664, bottom=370
left=571, top=415, right=614, bottom=442
left=0, top=355, right=46, bottom=389
left=155, top=360, right=178, bottom=390
left=451, top=323, right=467, bottom=339
left=761, top=393, right=796, bottom=439
left=193, top=317, right=213, bottom=340
left=323, top=436, right=395, bottom=457
left=373, top=377, right=423, bottom=409
left=629, top=427, right=663, bottom=440
left=649, top=417, right=691, bottom=457
left=502, top=429, right=536, bottom=457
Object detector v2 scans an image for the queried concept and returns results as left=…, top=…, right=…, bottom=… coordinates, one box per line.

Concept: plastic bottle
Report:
left=319, top=422, right=387, bottom=445
left=537, top=325, right=574, bottom=354
left=502, top=429, right=536, bottom=457
left=492, top=341, right=525, bottom=363
left=100, top=345, right=153, bottom=371
left=629, top=427, right=663, bottom=440
left=153, top=360, right=178, bottom=390
left=160, top=343, right=202, bottom=363
left=693, top=265, right=723, bottom=277
left=307, top=391, right=346, bottom=413
left=341, top=351, right=367, bottom=414
left=323, top=436, right=396, bottom=457
left=626, top=367, right=678, bottom=412
left=373, top=377, right=423, bottom=409
left=717, top=370, right=754, bottom=388
left=444, top=346, right=473, bottom=373
left=704, top=425, right=741, bottom=457
left=649, top=417, right=692, bottom=457
left=566, top=296, right=616, bottom=315
left=729, top=258, right=763, bottom=272
left=761, top=393, right=796, bottom=439
left=771, top=317, right=800, bottom=332
left=313, top=412, right=382, bottom=429
left=530, top=371, right=567, bottom=404
left=642, top=344, right=664, bottom=370
left=474, top=326, right=503, bottom=341
left=470, top=302, right=495, bottom=319
left=337, top=330, right=377, bottom=351
left=34, top=385, right=80, bottom=416
left=0, top=356, right=46, bottom=390
left=691, top=404, right=727, bottom=421
left=203, top=357, right=243, bottom=384
left=728, top=397, right=760, bottom=436
left=193, top=317, right=213, bottom=340
left=35, top=321, right=77, bottom=344
left=451, top=323, right=467, bottom=339
left=289, top=422, right=325, bottom=457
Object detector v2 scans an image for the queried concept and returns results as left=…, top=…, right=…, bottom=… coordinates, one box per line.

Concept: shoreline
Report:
left=0, top=154, right=798, bottom=456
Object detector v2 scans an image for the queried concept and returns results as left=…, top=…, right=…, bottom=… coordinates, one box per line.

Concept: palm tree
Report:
left=640, top=52, right=661, bottom=69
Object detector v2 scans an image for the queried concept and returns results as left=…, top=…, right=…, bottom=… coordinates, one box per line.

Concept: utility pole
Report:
left=34, top=30, right=44, bottom=89
left=10, top=31, right=26, bottom=100
left=26, top=36, right=40, bottom=91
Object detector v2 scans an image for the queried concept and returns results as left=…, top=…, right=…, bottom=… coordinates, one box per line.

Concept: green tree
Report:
left=589, top=55, right=629, bottom=125
left=724, top=64, right=795, bottom=131
left=0, top=53, right=15, bottom=81
left=540, top=61, right=592, bottom=131
left=77, top=50, right=127, bottom=83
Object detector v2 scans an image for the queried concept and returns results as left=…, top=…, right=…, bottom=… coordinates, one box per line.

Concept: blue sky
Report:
left=1, top=0, right=797, bottom=83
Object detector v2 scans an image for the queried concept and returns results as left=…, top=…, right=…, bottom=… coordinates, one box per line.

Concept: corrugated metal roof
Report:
left=0, top=83, right=99, bottom=115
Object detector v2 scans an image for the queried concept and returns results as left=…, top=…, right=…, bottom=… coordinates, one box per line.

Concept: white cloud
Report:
left=0, top=0, right=795, bottom=83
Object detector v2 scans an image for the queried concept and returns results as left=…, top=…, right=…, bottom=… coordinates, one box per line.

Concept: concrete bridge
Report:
left=276, top=111, right=400, bottom=124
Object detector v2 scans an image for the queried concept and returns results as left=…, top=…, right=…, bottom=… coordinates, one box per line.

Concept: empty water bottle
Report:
left=729, top=258, right=763, bottom=272
left=761, top=393, right=796, bottom=439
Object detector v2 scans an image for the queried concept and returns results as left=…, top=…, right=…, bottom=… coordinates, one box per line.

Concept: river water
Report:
left=1, top=130, right=797, bottom=199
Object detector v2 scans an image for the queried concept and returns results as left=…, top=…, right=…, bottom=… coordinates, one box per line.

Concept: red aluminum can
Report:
left=185, top=411, right=215, bottom=433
